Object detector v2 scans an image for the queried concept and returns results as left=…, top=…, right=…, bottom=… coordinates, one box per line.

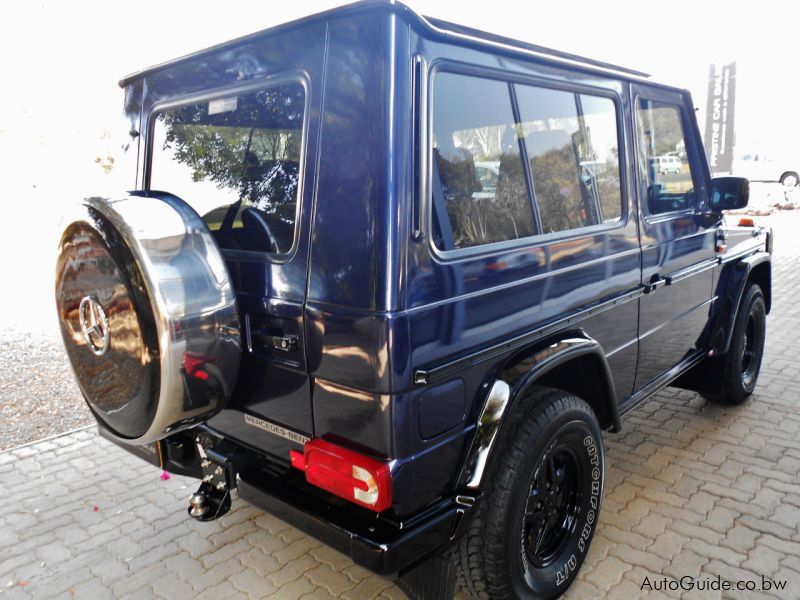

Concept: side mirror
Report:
left=709, top=177, right=749, bottom=212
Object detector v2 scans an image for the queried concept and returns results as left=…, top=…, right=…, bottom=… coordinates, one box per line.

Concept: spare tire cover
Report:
left=55, top=192, right=240, bottom=444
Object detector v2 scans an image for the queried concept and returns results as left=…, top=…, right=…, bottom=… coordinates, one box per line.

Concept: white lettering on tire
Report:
left=559, top=434, right=601, bottom=584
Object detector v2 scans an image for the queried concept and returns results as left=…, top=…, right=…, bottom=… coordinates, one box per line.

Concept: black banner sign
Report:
left=704, top=62, right=737, bottom=174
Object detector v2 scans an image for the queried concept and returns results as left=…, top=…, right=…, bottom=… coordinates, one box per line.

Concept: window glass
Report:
left=431, top=72, right=535, bottom=250
left=636, top=100, right=694, bottom=215
left=150, top=82, right=305, bottom=254
left=516, top=86, right=623, bottom=234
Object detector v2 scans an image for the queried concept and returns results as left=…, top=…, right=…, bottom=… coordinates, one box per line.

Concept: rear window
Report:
left=149, top=81, right=306, bottom=255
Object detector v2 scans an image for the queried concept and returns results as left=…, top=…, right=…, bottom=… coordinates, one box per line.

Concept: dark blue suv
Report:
left=55, top=2, right=772, bottom=598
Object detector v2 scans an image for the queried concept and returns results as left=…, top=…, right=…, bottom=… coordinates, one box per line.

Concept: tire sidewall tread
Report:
left=455, top=386, right=604, bottom=599
left=717, top=283, right=766, bottom=405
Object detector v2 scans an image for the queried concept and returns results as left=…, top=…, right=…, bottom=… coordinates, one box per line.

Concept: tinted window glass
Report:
left=636, top=100, right=694, bottom=215
left=150, top=82, right=305, bottom=254
left=431, top=72, right=535, bottom=250
left=516, top=86, right=623, bottom=234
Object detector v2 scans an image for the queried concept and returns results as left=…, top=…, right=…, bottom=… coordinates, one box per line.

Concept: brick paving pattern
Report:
left=2, top=213, right=799, bottom=599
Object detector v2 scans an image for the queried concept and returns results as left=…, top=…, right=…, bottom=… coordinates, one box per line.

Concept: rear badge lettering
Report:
left=244, top=414, right=310, bottom=445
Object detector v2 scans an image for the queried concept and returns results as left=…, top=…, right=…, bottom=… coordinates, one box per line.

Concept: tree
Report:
left=156, top=83, right=305, bottom=226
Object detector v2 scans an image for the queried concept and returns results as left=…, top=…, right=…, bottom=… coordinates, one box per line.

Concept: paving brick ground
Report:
left=2, top=212, right=799, bottom=600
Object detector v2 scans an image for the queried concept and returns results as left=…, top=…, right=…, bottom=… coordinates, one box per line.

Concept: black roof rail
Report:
left=422, top=16, right=651, bottom=79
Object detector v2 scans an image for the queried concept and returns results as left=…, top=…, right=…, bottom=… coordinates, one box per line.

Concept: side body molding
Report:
left=456, top=334, right=619, bottom=490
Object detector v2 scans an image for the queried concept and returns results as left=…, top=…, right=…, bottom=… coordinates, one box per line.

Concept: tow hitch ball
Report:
left=187, top=437, right=234, bottom=521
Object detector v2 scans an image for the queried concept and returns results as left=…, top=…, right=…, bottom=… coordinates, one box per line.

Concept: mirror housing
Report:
left=709, top=177, right=749, bottom=212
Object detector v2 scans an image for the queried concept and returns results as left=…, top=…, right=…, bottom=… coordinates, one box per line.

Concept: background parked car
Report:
left=732, top=153, right=799, bottom=186
left=649, top=155, right=683, bottom=174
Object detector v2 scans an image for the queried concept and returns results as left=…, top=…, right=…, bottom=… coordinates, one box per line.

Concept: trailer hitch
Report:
left=187, top=435, right=243, bottom=521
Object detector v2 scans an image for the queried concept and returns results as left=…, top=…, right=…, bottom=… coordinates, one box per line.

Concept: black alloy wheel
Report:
left=454, top=387, right=605, bottom=599
left=523, top=443, right=583, bottom=570
left=741, top=313, right=758, bottom=387
left=713, top=283, right=766, bottom=405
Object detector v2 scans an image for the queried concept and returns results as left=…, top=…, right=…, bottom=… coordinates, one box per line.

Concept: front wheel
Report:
left=711, top=283, right=767, bottom=405
left=455, top=387, right=604, bottom=599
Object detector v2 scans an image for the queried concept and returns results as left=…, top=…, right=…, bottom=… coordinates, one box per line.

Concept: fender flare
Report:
left=456, top=332, right=618, bottom=490
left=708, top=252, right=771, bottom=355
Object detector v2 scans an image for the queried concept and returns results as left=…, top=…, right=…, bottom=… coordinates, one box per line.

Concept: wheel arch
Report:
left=719, top=252, right=771, bottom=355
left=456, top=331, right=619, bottom=491
left=747, top=260, right=771, bottom=314
left=500, top=333, right=620, bottom=433
left=779, top=170, right=799, bottom=186
left=673, top=252, right=771, bottom=396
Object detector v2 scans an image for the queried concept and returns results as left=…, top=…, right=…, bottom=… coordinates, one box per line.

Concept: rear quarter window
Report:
left=431, top=72, right=535, bottom=251
left=516, top=86, right=623, bottom=235
left=430, top=70, right=624, bottom=253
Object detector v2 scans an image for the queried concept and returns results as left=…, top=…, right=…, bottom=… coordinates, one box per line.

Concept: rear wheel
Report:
left=709, top=284, right=766, bottom=405
left=779, top=171, right=799, bottom=187
left=455, top=387, right=604, bottom=599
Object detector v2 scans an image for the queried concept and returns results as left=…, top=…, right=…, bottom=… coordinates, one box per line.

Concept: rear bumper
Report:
left=100, top=423, right=475, bottom=575
left=237, top=468, right=474, bottom=575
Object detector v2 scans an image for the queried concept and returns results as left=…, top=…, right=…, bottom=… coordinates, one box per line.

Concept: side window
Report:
left=516, top=86, right=623, bottom=234
left=431, top=72, right=535, bottom=251
left=150, top=82, right=306, bottom=255
left=636, top=99, right=695, bottom=215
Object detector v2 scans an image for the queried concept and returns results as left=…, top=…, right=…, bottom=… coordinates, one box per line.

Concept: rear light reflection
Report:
left=182, top=352, right=211, bottom=381
left=290, top=438, right=392, bottom=513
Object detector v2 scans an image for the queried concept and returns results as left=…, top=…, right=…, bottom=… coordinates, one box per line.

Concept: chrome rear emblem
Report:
left=244, top=414, right=310, bottom=444
left=78, top=296, right=110, bottom=356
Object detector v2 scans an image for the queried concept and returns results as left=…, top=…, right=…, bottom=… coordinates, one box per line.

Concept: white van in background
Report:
left=733, top=153, right=799, bottom=186
left=649, top=155, right=683, bottom=174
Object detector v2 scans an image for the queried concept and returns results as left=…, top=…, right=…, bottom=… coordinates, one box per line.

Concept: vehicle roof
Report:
left=119, top=0, right=668, bottom=90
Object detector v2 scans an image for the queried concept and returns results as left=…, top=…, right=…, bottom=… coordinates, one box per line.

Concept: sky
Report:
left=1, top=0, right=798, bottom=331
left=2, top=0, right=798, bottom=197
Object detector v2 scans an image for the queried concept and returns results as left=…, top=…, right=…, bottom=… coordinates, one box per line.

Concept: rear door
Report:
left=148, top=77, right=317, bottom=456
left=630, top=84, right=716, bottom=390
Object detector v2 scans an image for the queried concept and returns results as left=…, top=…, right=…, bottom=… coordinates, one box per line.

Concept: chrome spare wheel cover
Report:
left=55, top=192, right=240, bottom=445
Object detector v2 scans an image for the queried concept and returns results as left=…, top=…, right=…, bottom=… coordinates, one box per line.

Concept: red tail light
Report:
left=290, top=439, right=392, bottom=513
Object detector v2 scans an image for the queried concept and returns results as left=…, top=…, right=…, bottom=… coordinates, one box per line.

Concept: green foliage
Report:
left=155, top=84, right=305, bottom=224
left=532, top=146, right=584, bottom=233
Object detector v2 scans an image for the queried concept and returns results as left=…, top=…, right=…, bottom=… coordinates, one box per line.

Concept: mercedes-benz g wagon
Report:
left=55, top=1, right=772, bottom=598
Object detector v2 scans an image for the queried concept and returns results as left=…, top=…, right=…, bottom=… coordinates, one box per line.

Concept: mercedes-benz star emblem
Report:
left=78, top=295, right=110, bottom=356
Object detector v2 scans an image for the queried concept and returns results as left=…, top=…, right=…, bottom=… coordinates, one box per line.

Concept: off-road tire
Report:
left=709, top=283, right=766, bottom=405
left=454, top=387, right=604, bottom=599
